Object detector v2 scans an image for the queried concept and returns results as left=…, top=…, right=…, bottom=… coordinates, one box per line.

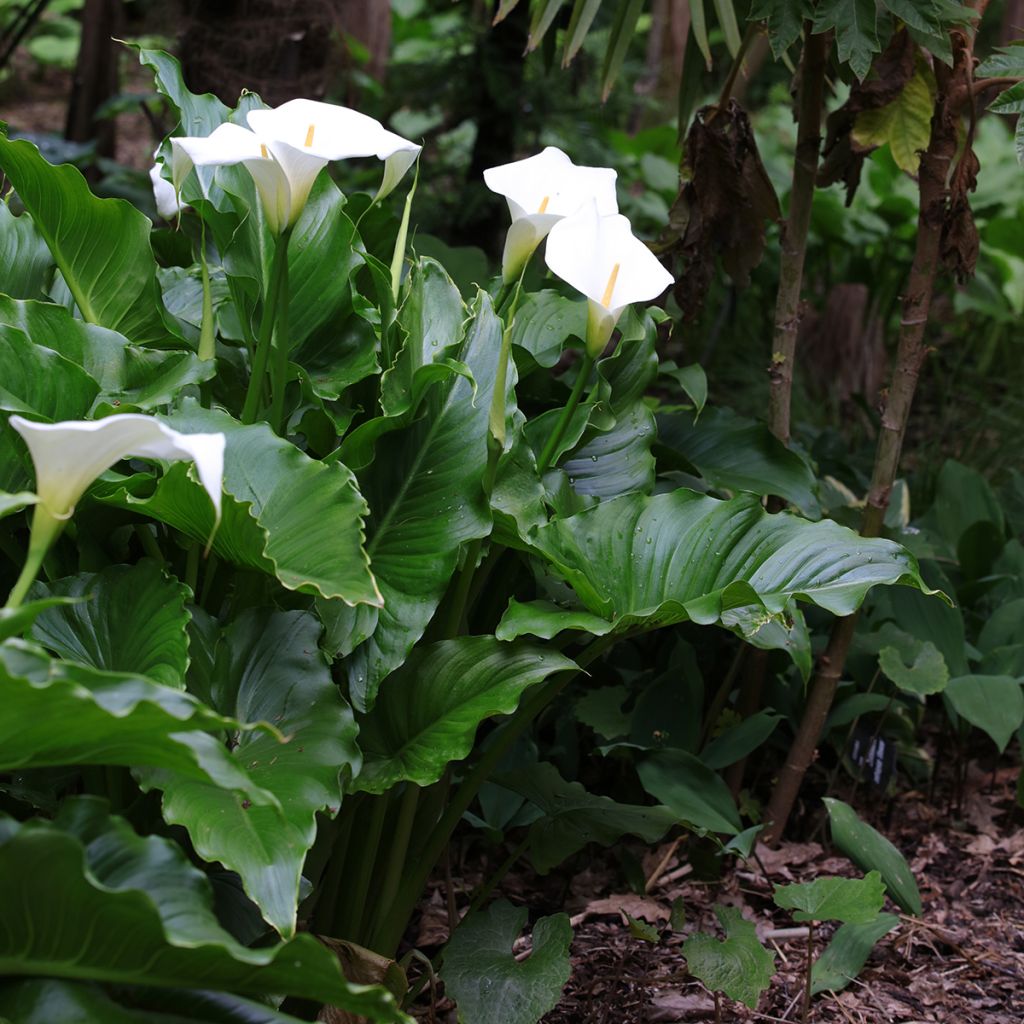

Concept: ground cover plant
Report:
left=0, top=1, right=1022, bottom=1021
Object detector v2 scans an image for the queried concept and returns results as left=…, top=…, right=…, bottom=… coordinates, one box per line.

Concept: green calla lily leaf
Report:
left=0, top=639, right=272, bottom=803
left=0, top=802, right=405, bottom=1021
left=0, top=133, right=176, bottom=345
left=493, top=761, right=677, bottom=874
left=521, top=490, right=928, bottom=667
left=354, top=637, right=575, bottom=794
left=29, top=561, right=191, bottom=687
left=0, top=297, right=214, bottom=409
left=139, top=610, right=359, bottom=939
left=95, top=401, right=380, bottom=606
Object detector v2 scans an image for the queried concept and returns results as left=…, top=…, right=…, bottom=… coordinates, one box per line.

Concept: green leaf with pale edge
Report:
left=682, top=905, right=774, bottom=1008
left=493, top=761, right=676, bottom=873
left=29, top=561, right=190, bottom=687
left=773, top=871, right=885, bottom=923
left=852, top=58, right=936, bottom=173
left=0, top=134, right=173, bottom=345
left=0, top=804, right=405, bottom=1021
left=878, top=640, right=948, bottom=695
left=0, top=980, right=314, bottom=1024
left=824, top=799, right=922, bottom=916
left=945, top=675, right=1024, bottom=753
left=0, top=297, right=213, bottom=409
left=811, top=913, right=899, bottom=994
left=657, top=407, right=819, bottom=514
left=636, top=749, right=742, bottom=834
left=354, top=638, right=575, bottom=794
left=441, top=900, right=571, bottom=1024
left=95, top=401, right=380, bottom=605
left=0, top=640, right=271, bottom=802
left=139, top=610, right=358, bottom=938
left=345, top=282, right=503, bottom=710
left=522, top=490, right=927, bottom=666
left=812, top=0, right=879, bottom=78
left=0, top=203, right=53, bottom=300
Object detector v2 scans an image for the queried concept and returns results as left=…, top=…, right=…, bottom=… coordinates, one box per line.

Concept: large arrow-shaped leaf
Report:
left=0, top=802, right=405, bottom=1021
left=95, top=401, right=380, bottom=605
left=354, top=637, right=576, bottom=794
left=511, top=491, right=927, bottom=662
left=0, top=640, right=269, bottom=803
left=0, top=134, right=174, bottom=345
left=343, top=280, right=502, bottom=709
left=29, top=561, right=191, bottom=687
left=140, top=610, right=360, bottom=938
left=0, top=297, right=213, bottom=409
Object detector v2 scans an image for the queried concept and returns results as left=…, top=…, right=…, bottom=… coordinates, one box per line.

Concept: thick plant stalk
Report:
left=727, top=27, right=829, bottom=797
left=767, top=27, right=830, bottom=446
left=763, top=35, right=977, bottom=846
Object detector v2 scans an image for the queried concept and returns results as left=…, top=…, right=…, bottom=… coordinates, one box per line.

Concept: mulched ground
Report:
left=408, top=759, right=1024, bottom=1023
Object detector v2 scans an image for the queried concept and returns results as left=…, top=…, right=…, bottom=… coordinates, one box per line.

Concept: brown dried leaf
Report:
left=941, top=143, right=979, bottom=283
left=819, top=28, right=918, bottom=203
left=580, top=893, right=669, bottom=924
left=664, top=99, right=781, bottom=320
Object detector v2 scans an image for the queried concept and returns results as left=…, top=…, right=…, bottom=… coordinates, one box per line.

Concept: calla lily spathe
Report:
left=10, top=414, right=225, bottom=526
left=484, top=146, right=618, bottom=282
left=545, top=201, right=674, bottom=357
left=171, top=98, right=421, bottom=234
left=150, top=160, right=186, bottom=220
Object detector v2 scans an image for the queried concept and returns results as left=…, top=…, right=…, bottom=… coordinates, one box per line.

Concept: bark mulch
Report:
left=409, top=760, right=1024, bottom=1022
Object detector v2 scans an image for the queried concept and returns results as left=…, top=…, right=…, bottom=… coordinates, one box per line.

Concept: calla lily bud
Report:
left=483, top=146, right=618, bottom=283
left=150, top=160, right=186, bottom=220
left=171, top=98, right=421, bottom=234
left=9, top=414, right=225, bottom=527
left=545, top=202, right=674, bottom=357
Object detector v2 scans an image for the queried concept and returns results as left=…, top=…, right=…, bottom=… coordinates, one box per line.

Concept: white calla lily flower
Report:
left=483, top=146, right=618, bottom=282
left=171, top=98, right=421, bottom=234
left=150, top=161, right=186, bottom=220
left=10, top=414, right=225, bottom=526
left=545, top=202, right=674, bottom=357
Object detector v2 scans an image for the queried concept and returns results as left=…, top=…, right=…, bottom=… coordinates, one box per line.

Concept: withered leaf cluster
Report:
left=818, top=28, right=918, bottom=203
left=662, top=99, right=781, bottom=320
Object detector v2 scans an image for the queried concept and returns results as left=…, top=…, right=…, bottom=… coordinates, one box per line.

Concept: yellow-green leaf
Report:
left=852, top=57, right=936, bottom=173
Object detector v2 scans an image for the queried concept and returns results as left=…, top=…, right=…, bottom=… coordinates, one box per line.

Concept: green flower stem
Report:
left=198, top=220, right=216, bottom=362
left=134, top=525, right=165, bottom=566
left=240, top=228, right=292, bottom=426
left=268, top=242, right=291, bottom=435
left=310, top=799, right=358, bottom=936
left=375, top=633, right=620, bottom=956
left=4, top=508, right=61, bottom=610
left=535, top=352, right=595, bottom=474
left=341, top=793, right=389, bottom=944
left=367, top=782, right=421, bottom=951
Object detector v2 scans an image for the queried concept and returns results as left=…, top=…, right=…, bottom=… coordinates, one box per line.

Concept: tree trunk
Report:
left=65, top=0, right=121, bottom=159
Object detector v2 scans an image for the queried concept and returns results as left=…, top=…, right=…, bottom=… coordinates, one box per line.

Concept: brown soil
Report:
left=409, top=761, right=1024, bottom=1023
